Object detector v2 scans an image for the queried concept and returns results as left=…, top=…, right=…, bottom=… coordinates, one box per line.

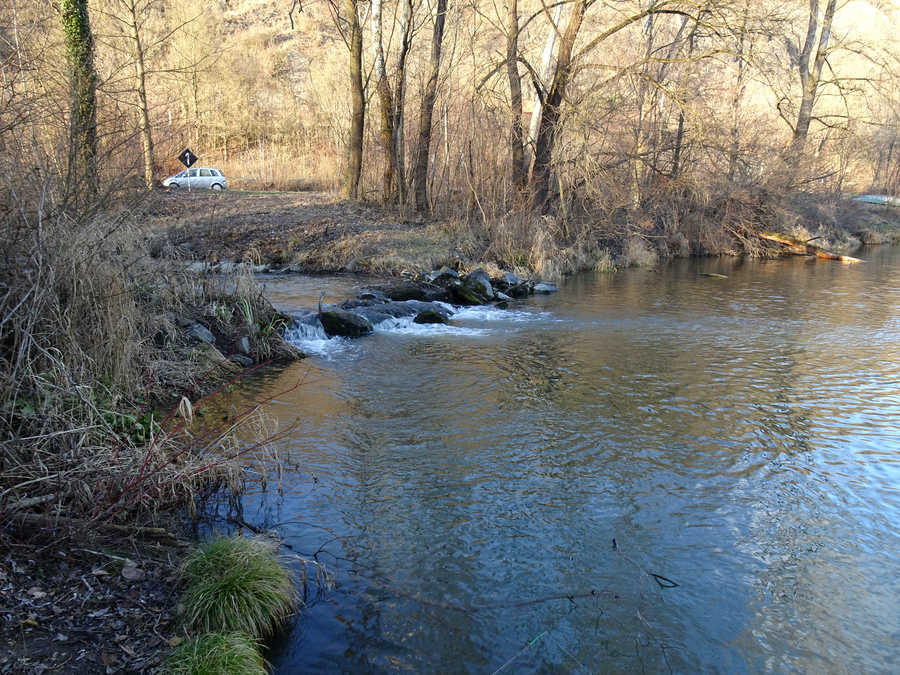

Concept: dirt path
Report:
left=144, top=190, right=468, bottom=275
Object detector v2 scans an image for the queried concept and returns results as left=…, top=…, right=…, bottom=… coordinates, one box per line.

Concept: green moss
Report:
left=166, top=633, right=266, bottom=675
left=181, top=536, right=297, bottom=638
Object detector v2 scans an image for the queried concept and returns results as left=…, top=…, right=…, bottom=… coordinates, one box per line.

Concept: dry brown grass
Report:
left=0, top=186, right=295, bottom=536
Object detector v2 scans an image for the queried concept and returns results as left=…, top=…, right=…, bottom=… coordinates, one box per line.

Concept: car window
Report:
left=187, top=169, right=198, bottom=177
left=210, top=169, right=220, bottom=176
left=199, top=169, right=211, bottom=177
left=176, top=171, right=186, bottom=178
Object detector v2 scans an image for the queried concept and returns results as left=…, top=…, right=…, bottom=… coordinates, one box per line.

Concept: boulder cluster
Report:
left=316, top=267, right=557, bottom=337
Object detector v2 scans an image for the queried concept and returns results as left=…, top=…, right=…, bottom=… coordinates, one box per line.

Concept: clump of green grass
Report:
left=182, top=535, right=298, bottom=638
left=167, top=632, right=266, bottom=675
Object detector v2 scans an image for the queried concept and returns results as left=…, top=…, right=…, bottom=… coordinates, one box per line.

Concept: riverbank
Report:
left=0, top=199, right=303, bottom=672
left=143, top=189, right=900, bottom=278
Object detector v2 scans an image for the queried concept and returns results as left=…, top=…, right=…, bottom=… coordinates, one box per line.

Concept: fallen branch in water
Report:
left=758, top=232, right=863, bottom=263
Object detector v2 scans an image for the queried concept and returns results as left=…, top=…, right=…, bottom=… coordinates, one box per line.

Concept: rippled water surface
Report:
left=235, top=249, right=899, bottom=673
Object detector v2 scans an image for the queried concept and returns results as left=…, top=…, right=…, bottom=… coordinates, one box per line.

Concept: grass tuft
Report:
left=182, top=535, right=298, bottom=638
left=167, top=632, right=267, bottom=675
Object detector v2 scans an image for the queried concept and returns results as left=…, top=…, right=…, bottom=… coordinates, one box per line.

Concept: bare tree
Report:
left=505, top=0, right=525, bottom=189
left=412, top=0, right=448, bottom=211
left=788, top=0, right=838, bottom=156
left=344, top=0, right=366, bottom=199
left=371, top=0, right=398, bottom=202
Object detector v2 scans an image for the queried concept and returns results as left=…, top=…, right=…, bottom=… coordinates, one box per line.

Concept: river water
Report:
left=231, top=247, right=899, bottom=673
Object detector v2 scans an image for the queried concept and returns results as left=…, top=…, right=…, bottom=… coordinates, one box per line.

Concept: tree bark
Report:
left=411, top=0, right=448, bottom=212
left=530, top=0, right=586, bottom=212
left=342, top=0, right=364, bottom=200
left=61, top=0, right=99, bottom=200
left=506, top=0, right=526, bottom=190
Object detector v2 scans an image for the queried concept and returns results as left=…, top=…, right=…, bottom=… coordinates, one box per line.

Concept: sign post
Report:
left=178, top=148, right=198, bottom=191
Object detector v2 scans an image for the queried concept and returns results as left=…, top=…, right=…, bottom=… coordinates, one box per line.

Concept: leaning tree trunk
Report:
left=61, top=0, right=99, bottom=200
left=342, top=0, right=364, bottom=200
left=411, top=0, right=448, bottom=212
left=525, top=3, right=564, bottom=178
left=530, top=0, right=586, bottom=212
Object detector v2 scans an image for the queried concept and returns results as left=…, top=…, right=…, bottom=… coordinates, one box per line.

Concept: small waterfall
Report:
left=283, top=311, right=346, bottom=357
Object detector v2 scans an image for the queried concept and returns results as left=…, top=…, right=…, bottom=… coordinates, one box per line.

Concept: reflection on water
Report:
left=226, top=248, right=899, bottom=672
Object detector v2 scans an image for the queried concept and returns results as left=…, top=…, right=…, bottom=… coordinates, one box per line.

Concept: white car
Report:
left=162, top=167, right=227, bottom=190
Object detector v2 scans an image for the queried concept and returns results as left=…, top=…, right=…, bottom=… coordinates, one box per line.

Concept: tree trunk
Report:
left=727, top=7, right=749, bottom=183
left=526, top=3, right=564, bottom=178
left=371, top=0, right=397, bottom=203
left=506, top=0, right=526, bottom=190
left=789, top=0, right=837, bottom=156
left=126, top=0, right=154, bottom=190
left=61, top=0, right=99, bottom=200
left=411, top=0, right=447, bottom=212
left=530, top=0, right=586, bottom=212
left=342, top=0, right=364, bottom=200
left=392, top=0, right=414, bottom=206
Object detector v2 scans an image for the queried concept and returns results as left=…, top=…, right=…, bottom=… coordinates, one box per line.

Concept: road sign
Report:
left=178, top=148, right=197, bottom=168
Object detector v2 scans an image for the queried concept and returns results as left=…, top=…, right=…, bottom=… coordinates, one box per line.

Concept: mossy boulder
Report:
left=450, top=283, right=487, bottom=306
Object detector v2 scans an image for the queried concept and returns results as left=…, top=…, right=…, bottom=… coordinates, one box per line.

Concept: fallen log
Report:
left=759, top=232, right=863, bottom=264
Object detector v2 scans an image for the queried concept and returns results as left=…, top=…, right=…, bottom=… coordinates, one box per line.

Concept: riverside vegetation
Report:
left=168, top=535, right=297, bottom=674
left=3, top=0, right=900, bottom=672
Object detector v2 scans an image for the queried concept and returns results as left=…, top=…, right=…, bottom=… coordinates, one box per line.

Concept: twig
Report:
left=491, top=631, right=547, bottom=674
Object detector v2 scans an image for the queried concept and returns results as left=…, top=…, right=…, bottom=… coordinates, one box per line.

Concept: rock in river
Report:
left=533, top=281, right=558, bottom=294
left=465, top=268, right=494, bottom=299
left=320, top=309, right=373, bottom=337
left=450, top=283, right=487, bottom=306
left=413, top=310, right=450, bottom=325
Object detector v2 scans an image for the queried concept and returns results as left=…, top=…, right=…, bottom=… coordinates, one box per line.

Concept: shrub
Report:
left=182, top=535, right=298, bottom=638
left=167, top=633, right=266, bottom=675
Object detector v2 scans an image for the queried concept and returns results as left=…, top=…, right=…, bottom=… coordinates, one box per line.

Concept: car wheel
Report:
left=169, top=183, right=180, bottom=189
left=211, top=183, right=224, bottom=191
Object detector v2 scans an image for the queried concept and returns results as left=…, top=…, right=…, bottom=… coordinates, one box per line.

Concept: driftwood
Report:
left=759, top=232, right=863, bottom=264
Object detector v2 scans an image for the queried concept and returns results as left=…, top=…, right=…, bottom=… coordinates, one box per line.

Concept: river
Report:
left=227, top=247, right=899, bottom=673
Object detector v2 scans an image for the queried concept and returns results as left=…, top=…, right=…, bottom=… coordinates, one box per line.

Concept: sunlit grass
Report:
left=182, top=535, right=298, bottom=638
left=167, top=632, right=266, bottom=675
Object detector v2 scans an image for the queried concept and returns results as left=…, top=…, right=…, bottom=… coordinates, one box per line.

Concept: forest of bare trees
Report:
left=2, top=0, right=899, bottom=246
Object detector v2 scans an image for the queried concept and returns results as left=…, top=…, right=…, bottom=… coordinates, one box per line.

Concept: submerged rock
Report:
left=379, top=281, right=449, bottom=302
left=414, top=310, right=450, bottom=325
left=319, top=309, right=373, bottom=337
left=533, top=281, right=558, bottom=294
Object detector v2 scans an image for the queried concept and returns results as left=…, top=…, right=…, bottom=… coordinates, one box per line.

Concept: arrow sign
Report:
left=178, top=148, right=197, bottom=168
